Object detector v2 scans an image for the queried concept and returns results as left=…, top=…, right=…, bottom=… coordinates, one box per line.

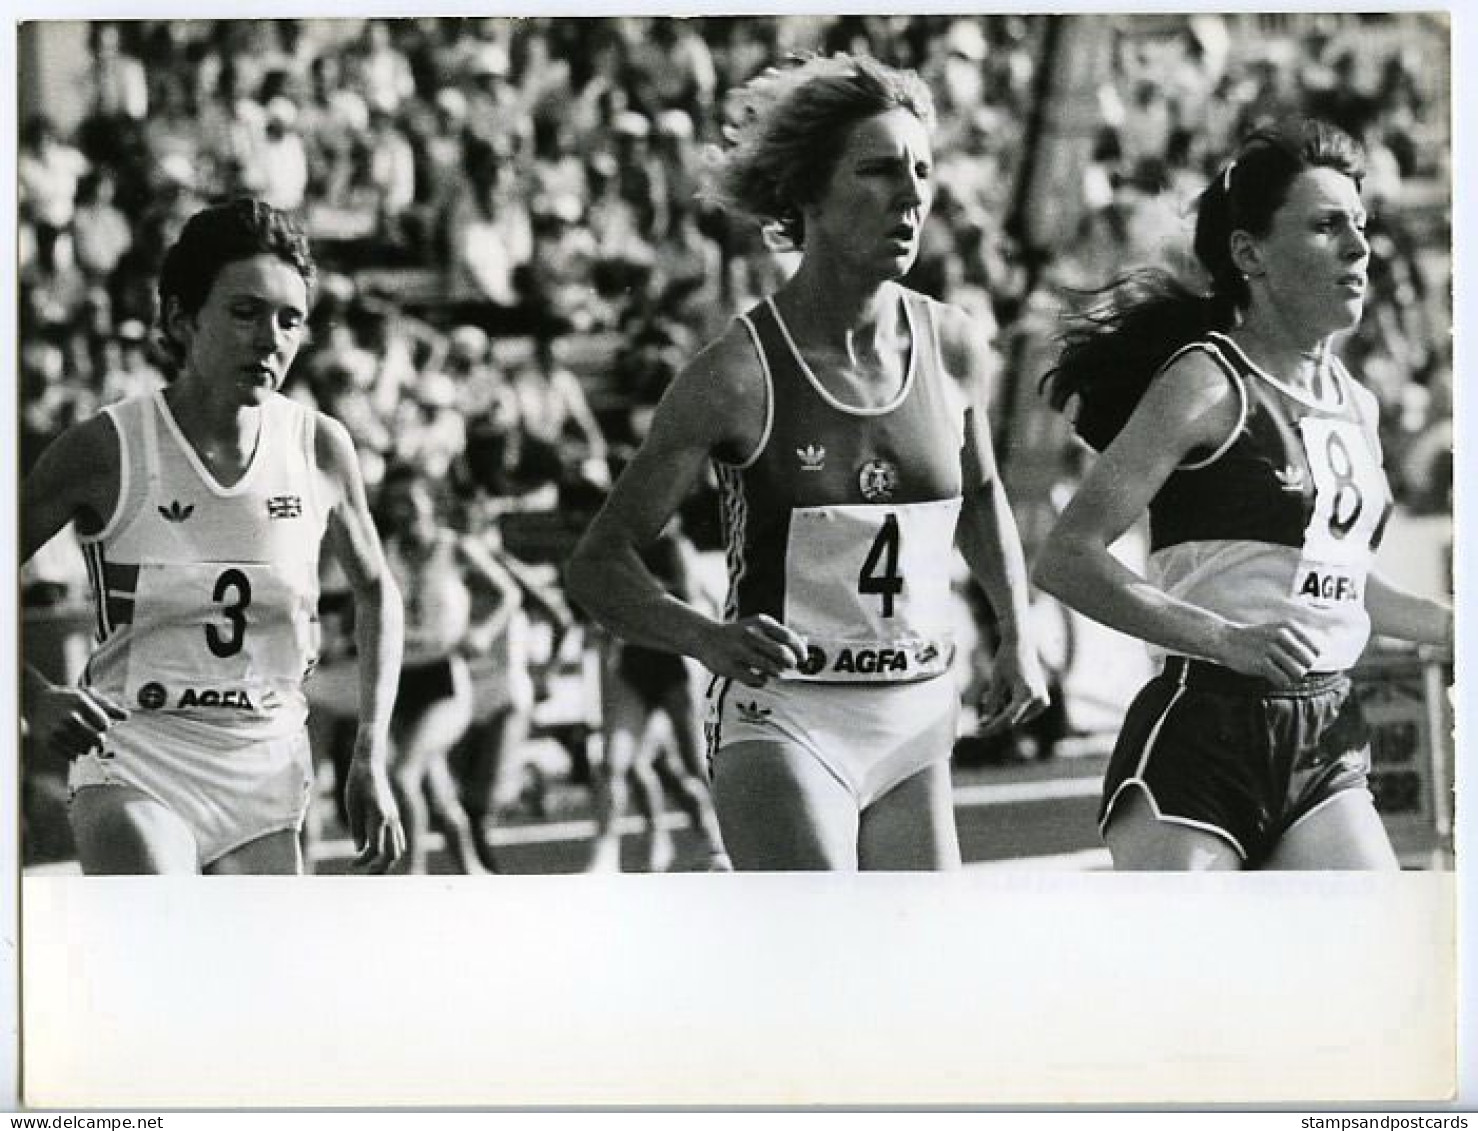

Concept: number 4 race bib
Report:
left=1291, top=415, right=1390, bottom=610
left=782, top=497, right=962, bottom=682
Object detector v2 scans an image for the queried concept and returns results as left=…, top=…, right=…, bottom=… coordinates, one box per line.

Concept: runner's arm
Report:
left=317, top=413, right=405, bottom=870
left=567, top=333, right=805, bottom=685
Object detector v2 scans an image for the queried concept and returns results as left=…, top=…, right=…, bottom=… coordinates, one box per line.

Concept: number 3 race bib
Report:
left=123, top=560, right=320, bottom=714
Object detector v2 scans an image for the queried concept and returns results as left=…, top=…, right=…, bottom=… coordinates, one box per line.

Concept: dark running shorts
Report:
left=1098, top=656, right=1373, bottom=866
left=616, top=644, right=691, bottom=709
left=397, top=657, right=458, bottom=717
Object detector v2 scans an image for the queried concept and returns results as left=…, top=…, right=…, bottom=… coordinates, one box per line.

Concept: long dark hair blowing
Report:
left=1041, top=118, right=1366, bottom=451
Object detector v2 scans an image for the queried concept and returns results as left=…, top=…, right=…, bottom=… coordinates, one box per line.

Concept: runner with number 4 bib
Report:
left=569, top=55, right=1048, bottom=870
left=21, top=200, right=405, bottom=875
left=1035, top=119, right=1454, bottom=870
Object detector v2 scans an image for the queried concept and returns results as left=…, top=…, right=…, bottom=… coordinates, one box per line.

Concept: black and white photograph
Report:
left=6, top=6, right=1467, bottom=1112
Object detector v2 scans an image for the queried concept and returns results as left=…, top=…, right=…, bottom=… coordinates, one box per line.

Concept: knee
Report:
left=393, top=766, right=424, bottom=800
left=71, top=789, right=197, bottom=874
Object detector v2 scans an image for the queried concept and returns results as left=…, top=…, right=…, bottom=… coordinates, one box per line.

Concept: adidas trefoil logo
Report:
left=736, top=700, right=773, bottom=726
left=158, top=500, right=195, bottom=523
left=797, top=443, right=826, bottom=472
left=1274, top=465, right=1307, bottom=492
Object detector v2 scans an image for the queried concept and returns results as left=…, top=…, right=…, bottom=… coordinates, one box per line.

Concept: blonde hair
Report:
left=704, top=53, right=936, bottom=249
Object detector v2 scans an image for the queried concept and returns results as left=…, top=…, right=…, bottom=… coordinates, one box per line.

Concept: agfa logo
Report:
left=137, top=681, right=168, bottom=709
left=831, top=648, right=909, bottom=675
left=1297, top=570, right=1361, bottom=603
left=178, top=687, right=257, bottom=709
left=798, top=646, right=827, bottom=676
left=857, top=458, right=899, bottom=502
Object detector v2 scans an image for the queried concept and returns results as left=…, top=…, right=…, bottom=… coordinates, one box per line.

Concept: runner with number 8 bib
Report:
left=1035, top=118, right=1454, bottom=870
left=569, top=55, right=1048, bottom=870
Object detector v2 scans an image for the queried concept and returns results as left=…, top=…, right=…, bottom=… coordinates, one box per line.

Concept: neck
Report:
left=779, top=259, right=899, bottom=356
left=1231, top=307, right=1330, bottom=390
left=165, top=378, right=263, bottom=452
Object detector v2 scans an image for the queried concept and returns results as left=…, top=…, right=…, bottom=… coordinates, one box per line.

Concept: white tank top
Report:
left=79, top=390, right=327, bottom=744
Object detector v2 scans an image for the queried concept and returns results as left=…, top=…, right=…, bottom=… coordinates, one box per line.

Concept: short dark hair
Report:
left=156, top=199, right=316, bottom=368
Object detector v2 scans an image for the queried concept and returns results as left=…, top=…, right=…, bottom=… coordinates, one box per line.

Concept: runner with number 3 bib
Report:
left=569, top=55, right=1048, bottom=870
left=21, top=200, right=405, bottom=875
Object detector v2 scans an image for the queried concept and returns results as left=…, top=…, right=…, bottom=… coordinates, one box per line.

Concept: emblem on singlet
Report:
left=1274, top=465, right=1306, bottom=492
left=158, top=501, right=194, bottom=523
left=858, top=458, right=899, bottom=502
left=798, top=646, right=828, bottom=675
left=735, top=700, right=773, bottom=726
left=137, top=682, right=167, bottom=709
left=267, top=495, right=304, bottom=519
left=797, top=444, right=826, bottom=472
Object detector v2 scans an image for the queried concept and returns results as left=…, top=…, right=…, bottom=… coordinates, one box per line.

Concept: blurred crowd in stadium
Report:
left=17, top=13, right=1454, bottom=868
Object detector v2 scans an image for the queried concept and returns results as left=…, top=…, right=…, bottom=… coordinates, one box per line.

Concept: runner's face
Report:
left=174, top=254, right=310, bottom=405
left=806, top=108, right=934, bottom=279
left=1247, top=167, right=1370, bottom=340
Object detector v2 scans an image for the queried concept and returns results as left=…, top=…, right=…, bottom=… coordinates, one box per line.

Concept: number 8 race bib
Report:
left=781, top=496, right=962, bottom=682
left=1292, top=415, right=1390, bottom=610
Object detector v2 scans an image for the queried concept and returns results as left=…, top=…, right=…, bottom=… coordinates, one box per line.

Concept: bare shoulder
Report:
left=921, top=294, right=991, bottom=381
left=679, top=321, right=766, bottom=407
left=21, top=410, right=123, bottom=547
left=1149, top=345, right=1241, bottom=413
left=658, top=320, right=768, bottom=460
left=927, top=296, right=982, bottom=349
left=27, top=411, right=121, bottom=507
left=1130, top=345, right=1243, bottom=454
left=52, top=410, right=122, bottom=477
left=309, top=406, right=359, bottom=477
left=307, top=406, right=372, bottom=515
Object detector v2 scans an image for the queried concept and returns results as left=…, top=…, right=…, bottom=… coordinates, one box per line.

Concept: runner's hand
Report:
left=345, top=754, right=405, bottom=874
left=24, top=682, right=129, bottom=759
left=698, top=615, right=807, bottom=688
left=1215, top=620, right=1319, bottom=688
left=976, top=640, right=1051, bottom=737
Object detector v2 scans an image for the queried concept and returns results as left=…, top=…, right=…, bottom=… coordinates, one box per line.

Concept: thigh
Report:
left=859, top=760, right=960, bottom=871
left=69, top=785, right=200, bottom=875
left=657, top=683, right=708, bottom=781
left=711, top=740, right=859, bottom=871
left=601, top=673, right=650, bottom=775
left=208, top=828, right=303, bottom=875
left=1103, top=788, right=1244, bottom=872
left=393, top=688, right=474, bottom=775
left=1263, top=789, right=1398, bottom=871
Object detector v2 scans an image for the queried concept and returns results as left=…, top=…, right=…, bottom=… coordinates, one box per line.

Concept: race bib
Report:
left=1290, top=415, right=1389, bottom=609
left=123, top=560, right=320, bottom=713
left=782, top=497, right=961, bottom=682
